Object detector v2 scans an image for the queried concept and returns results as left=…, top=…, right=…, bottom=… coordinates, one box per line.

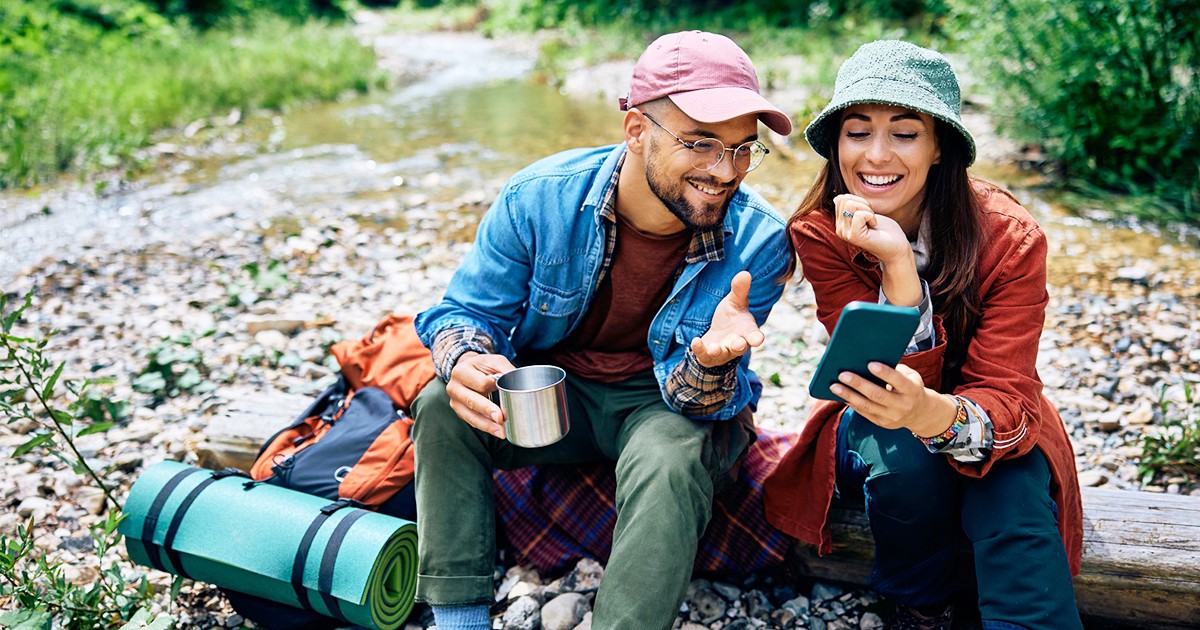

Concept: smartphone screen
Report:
left=808, top=301, right=921, bottom=402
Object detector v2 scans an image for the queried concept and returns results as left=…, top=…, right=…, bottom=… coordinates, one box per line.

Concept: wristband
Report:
left=913, top=395, right=967, bottom=449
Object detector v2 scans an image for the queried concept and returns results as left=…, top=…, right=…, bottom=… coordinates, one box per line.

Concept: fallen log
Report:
left=196, top=390, right=1200, bottom=628
left=789, top=488, right=1200, bottom=629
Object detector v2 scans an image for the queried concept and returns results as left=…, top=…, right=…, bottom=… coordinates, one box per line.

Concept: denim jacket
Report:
left=414, top=144, right=790, bottom=421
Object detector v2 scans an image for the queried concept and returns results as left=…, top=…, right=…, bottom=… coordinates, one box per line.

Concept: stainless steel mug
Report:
left=494, top=365, right=570, bottom=448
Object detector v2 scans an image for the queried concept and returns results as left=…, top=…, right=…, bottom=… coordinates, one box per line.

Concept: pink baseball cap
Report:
left=619, top=31, right=793, bottom=136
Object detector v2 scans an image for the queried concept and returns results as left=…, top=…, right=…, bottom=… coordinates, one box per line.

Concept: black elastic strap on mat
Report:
left=290, top=499, right=362, bottom=613
left=141, top=468, right=201, bottom=572
left=316, top=508, right=369, bottom=620
left=161, top=469, right=251, bottom=579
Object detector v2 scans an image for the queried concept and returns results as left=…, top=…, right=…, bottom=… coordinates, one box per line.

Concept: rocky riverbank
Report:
left=2, top=10, right=1199, bottom=630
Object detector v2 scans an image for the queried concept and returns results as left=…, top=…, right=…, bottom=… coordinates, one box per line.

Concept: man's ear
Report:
left=623, top=109, right=649, bottom=155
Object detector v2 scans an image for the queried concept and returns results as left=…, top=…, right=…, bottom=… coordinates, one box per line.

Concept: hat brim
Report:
left=669, top=88, right=794, bottom=136
left=804, top=77, right=976, bottom=166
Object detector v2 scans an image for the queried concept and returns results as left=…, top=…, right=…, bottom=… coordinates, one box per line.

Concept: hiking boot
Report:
left=888, top=601, right=954, bottom=630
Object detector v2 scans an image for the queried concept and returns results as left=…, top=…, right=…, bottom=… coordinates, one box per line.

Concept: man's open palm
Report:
left=690, top=270, right=764, bottom=368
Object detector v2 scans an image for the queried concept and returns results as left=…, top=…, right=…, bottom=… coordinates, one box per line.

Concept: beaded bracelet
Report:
left=913, top=394, right=967, bottom=449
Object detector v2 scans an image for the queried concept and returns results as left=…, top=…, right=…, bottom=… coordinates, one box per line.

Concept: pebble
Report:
left=0, top=21, right=1197, bottom=630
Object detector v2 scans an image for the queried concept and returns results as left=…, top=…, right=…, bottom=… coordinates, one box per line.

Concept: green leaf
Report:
left=13, top=433, right=53, bottom=457
left=41, top=361, right=64, bottom=400
left=176, top=367, right=202, bottom=391
left=77, top=421, right=116, bottom=436
left=170, top=574, right=186, bottom=600
left=132, top=372, right=167, bottom=394
left=1, top=294, right=32, bottom=334
left=0, top=608, right=52, bottom=629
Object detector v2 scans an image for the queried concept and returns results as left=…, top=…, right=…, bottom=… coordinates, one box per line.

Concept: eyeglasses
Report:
left=642, top=112, right=770, bottom=174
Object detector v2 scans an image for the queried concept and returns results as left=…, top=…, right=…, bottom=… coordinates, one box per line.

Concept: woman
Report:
left=762, top=41, right=1083, bottom=630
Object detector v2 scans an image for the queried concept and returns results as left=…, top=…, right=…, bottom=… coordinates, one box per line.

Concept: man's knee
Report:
left=410, top=378, right=465, bottom=446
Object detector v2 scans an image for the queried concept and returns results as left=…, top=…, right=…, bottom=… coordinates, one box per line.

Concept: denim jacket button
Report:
left=540, top=304, right=548, bottom=312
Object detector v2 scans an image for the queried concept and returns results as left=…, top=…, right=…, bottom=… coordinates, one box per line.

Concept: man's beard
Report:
left=645, top=136, right=732, bottom=230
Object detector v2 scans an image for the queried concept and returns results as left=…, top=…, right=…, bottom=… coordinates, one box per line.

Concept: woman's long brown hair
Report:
left=786, top=119, right=984, bottom=384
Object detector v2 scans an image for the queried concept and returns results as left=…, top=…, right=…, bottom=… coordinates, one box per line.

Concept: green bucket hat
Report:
left=805, top=40, right=976, bottom=166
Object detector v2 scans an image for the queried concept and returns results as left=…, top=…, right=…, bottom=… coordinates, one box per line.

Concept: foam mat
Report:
left=120, top=461, right=417, bottom=629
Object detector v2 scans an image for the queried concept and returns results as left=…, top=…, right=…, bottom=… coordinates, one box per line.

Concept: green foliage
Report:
left=0, top=513, right=170, bottom=628
left=479, top=0, right=946, bottom=31
left=948, top=0, right=1200, bottom=221
left=132, top=332, right=216, bottom=399
left=1, top=293, right=169, bottom=627
left=0, top=2, right=384, bottom=188
left=1138, top=379, right=1200, bottom=486
left=220, top=258, right=294, bottom=307
left=144, top=0, right=348, bottom=28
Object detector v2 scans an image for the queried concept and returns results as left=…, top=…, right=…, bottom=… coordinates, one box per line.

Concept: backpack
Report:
left=228, top=315, right=435, bottom=627
left=248, top=313, right=435, bottom=512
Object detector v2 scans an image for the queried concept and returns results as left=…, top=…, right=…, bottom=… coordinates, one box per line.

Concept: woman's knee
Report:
left=962, top=450, right=1057, bottom=538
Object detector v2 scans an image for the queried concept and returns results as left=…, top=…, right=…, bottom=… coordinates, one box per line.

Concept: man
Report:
left=411, top=30, right=794, bottom=630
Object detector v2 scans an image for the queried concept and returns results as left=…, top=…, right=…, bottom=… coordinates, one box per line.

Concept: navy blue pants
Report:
left=835, top=409, right=1082, bottom=630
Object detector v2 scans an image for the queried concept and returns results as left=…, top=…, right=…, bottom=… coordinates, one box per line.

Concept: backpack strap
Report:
left=290, top=498, right=365, bottom=617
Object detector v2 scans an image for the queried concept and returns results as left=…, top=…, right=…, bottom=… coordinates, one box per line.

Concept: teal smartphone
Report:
left=808, top=301, right=921, bottom=402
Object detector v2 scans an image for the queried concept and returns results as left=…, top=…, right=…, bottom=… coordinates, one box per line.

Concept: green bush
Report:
left=949, top=0, right=1200, bottom=220
left=478, top=0, right=945, bottom=30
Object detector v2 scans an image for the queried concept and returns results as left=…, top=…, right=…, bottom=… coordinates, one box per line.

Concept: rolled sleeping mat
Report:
left=120, top=461, right=417, bottom=629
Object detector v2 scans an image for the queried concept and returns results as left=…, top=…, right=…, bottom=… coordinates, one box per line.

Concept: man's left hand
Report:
left=691, top=270, right=765, bottom=368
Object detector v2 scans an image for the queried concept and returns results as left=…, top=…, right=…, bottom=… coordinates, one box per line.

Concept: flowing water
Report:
left=3, top=30, right=1199, bottom=308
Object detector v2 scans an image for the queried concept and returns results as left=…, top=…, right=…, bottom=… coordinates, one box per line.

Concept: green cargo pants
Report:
left=409, top=368, right=753, bottom=630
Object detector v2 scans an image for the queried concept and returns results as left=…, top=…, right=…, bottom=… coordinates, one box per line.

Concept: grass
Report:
left=1, top=16, right=386, bottom=188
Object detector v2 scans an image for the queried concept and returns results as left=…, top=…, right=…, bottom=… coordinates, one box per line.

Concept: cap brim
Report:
left=804, top=78, right=976, bottom=165
left=669, top=88, right=794, bottom=136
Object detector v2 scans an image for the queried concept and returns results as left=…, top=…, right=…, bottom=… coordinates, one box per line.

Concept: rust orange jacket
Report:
left=762, top=182, right=1083, bottom=576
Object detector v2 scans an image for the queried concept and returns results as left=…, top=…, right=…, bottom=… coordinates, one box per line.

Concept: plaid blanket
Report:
left=493, top=430, right=797, bottom=575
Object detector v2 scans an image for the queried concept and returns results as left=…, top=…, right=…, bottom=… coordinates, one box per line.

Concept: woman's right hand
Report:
left=833, top=194, right=911, bottom=264
left=446, top=351, right=514, bottom=439
left=834, top=194, right=923, bottom=307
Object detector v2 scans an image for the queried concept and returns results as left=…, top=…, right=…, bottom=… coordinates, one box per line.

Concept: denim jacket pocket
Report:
left=529, top=282, right=584, bottom=319
left=674, top=318, right=711, bottom=346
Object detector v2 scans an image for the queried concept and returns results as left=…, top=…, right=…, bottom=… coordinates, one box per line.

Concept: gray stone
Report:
left=740, top=589, right=773, bottom=619
left=783, top=595, right=810, bottom=615
left=711, top=581, right=741, bottom=602
left=541, top=593, right=589, bottom=630
left=1077, top=469, right=1109, bottom=487
left=811, top=583, right=844, bottom=603
left=687, top=587, right=727, bottom=624
left=17, top=496, right=54, bottom=520
left=502, top=595, right=541, bottom=630
left=559, top=558, right=603, bottom=594
left=859, top=612, right=884, bottom=629
left=571, top=611, right=591, bottom=630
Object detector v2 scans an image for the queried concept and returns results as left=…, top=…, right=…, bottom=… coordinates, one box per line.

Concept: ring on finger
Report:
left=841, top=209, right=854, bottom=218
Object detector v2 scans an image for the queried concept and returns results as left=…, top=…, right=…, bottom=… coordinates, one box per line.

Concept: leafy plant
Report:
left=0, top=292, right=172, bottom=627
left=1138, top=379, right=1200, bottom=486
left=948, top=0, right=1200, bottom=221
left=222, top=258, right=292, bottom=307
left=131, top=332, right=216, bottom=400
